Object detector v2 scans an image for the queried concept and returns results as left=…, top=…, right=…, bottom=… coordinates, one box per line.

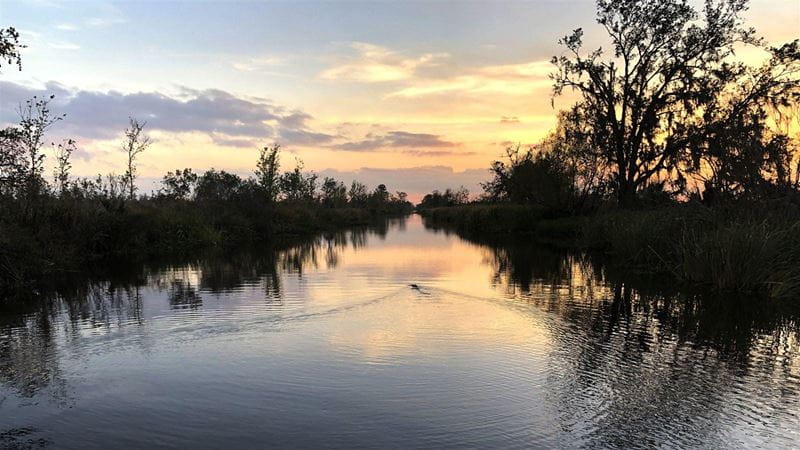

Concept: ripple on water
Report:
left=2, top=215, right=799, bottom=448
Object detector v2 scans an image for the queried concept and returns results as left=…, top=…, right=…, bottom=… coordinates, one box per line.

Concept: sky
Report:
left=1, top=0, right=798, bottom=201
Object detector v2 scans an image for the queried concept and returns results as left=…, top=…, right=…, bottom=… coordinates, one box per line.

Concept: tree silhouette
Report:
left=0, top=27, right=24, bottom=72
left=121, top=118, right=151, bottom=200
left=255, top=144, right=280, bottom=202
left=551, top=0, right=778, bottom=206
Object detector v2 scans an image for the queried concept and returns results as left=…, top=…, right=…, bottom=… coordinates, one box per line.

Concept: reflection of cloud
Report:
left=320, top=42, right=448, bottom=82
left=332, top=130, right=457, bottom=151
left=0, top=81, right=333, bottom=147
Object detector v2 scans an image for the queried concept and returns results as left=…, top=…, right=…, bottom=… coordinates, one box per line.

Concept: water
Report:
left=1, top=214, right=798, bottom=448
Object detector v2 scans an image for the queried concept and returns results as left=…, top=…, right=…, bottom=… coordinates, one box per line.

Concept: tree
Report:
left=160, top=168, right=197, bottom=200
left=121, top=118, right=151, bottom=200
left=321, top=176, right=347, bottom=207
left=551, top=0, right=764, bottom=206
left=278, top=158, right=317, bottom=202
left=372, top=184, right=389, bottom=203
left=395, top=191, right=409, bottom=204
left=255, top=144, right=280, bottom=202
left=0, top=27, right=24, bottom=72
left=348, top=180, right=368, bottom=206
left=52, top=139, right=76, bottom=195
left=195, top=169, right=243, bottom=203
left=417, top=187, right=470, bottom=209
left=0, top=127, right=25, bottom=193
left=482, top=144, right=575, bottom=211
left=17, top=95, right=65, bottom=193
left=0, top=27, right=26, bottom=194
left=684, top=41, right=800, bottom=200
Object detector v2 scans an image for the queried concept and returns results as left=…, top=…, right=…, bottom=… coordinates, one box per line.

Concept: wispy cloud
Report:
left=19, top=29, right=80, bottom=52
left=47, top=40, right=80, bottom=51
left=332, top=131, right=458, bottom=151
left=84, top=17, right=126, bottom=28
left=232, top=56, right=286, bottom=72
left=320, top=42, right=448, bottom=83
left=387, top=60, right=553, bottom=98
left=55, top=23, right=79, bottom=31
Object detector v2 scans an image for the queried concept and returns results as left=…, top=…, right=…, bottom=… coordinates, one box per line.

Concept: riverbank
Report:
left=419, top=202, right=800, bottom=302
left=0, top=196, right=409, bottom=298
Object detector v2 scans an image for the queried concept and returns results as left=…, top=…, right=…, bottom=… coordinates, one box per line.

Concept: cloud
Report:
left=318, top=166, right=488, bottom=202
left=387, top=60, right=553, bottom=98
left=500, top=116, right=520, bottom=123
left=402, top=149, right=476, bottom=157
left=233, top=56, right=286, bottom=72
left=0, top=81, right=333, bottom=147
left=55, top=23, right=79, bottom=31
left=333, top=131, right=457, bottom=151
left=47, top=40, right=80, bottom=51
left=84, top=17, right=126, bottom=28
left=18, top=29, right=80, bottom=53
left=320, top=42, right=448, bottom=83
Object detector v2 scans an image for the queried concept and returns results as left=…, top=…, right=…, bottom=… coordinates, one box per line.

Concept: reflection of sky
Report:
left=1, top=214, right=799, bottom=448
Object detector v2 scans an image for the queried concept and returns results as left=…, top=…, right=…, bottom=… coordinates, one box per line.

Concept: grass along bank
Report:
left=418, top=203, right=800, bottom=302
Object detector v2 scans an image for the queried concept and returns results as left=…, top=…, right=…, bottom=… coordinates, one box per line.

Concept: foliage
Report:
left=0, top=27, right=24, bottom=72
left=52, top=139, right=76, bottom=195
left=551, top=0, right=800, bottom=206
left=159, top=168, right=197, bottom=200
left=278, top=158, right=317, bottom=203
left=255, top=144, right=280, bottom=202
left=417, top=186, right=470, bottom=209
left=321, top=177, right=347, bottom=207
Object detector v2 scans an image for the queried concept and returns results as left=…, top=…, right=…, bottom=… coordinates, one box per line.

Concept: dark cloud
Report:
left=332, top=131, right=458, bottom=151
left=0, top=81, right=331, bottom=147
left=279, top=128, right=336, bottom=146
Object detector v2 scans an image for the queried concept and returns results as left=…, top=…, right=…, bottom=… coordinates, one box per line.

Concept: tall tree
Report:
left=122, top=118, right=151, bottom=200
left=551, top=0, right=766, bottom=206
left=255, top=144, right=281, bottom=202
left=52, top=139, right=76, bottom=195
left=17, top=95, right=65, bottom=192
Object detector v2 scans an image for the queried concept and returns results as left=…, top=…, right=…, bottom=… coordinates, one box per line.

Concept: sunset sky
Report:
left=1, top=0, right=798, bottom=200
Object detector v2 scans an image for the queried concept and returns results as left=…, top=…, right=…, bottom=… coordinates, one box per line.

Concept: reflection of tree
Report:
left=0, top=283, right=149, bottom=407
left=461, top=231, right=800, bottom=446
left=168, top=280, right=202, bottom=310
left=0, top=313, right=69, bottom=406
left=546, top=281, right=800, bottom=447
left=0, top=217, right=411, bottom=403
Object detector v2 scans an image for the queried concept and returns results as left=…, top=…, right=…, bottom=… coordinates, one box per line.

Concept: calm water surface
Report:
left=1, top=215, right=799, bottom=448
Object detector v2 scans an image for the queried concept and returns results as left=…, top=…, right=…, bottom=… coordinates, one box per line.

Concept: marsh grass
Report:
left=0, top=195, right=395, bottom=297
left=422, top=203, right=800, bottom=302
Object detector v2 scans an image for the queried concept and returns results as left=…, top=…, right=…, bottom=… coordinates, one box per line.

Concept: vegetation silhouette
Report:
left=2, top=0, right=800, bottom=302
left=419, top=0, right=800, bottom=301
left=0, top=33, right=412, bottom=296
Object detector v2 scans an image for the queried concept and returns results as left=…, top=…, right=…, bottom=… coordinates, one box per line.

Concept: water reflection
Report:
left=433, top=225, right=800, bottom=447
left=1, top=215, right=798, bottom=448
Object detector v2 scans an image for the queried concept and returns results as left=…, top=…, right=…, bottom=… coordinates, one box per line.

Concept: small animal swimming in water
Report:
left=409, top=283, right=430, bottom=295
